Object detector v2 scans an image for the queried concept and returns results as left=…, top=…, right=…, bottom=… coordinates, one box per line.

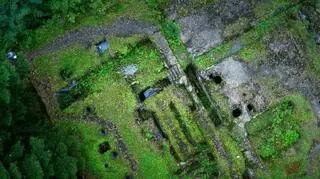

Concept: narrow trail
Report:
left=27, top=18, right=157, bottom=59
left=308, top=141, right=320, bottom=176
left=28, top=17, right=235, bottom=177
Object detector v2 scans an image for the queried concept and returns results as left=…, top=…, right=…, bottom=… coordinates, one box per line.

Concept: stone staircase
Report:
left=168, top=64, right=183, bottom=83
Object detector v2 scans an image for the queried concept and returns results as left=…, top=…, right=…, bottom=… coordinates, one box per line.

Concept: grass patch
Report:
left=216, top=127, right=246, bottom=175
left=54, top=120, right=129, bottom=178
left=195, top=42, right=232, bottom=69
left=56, top=39, right=167, bottom=109
left=206, top=83, right=232, bottom=123
left=248, top=95, right=313, bottom=158
left=63, top=70, right=178, bottom=178
left=33, top=45, right=101, bottom=91
left=251, top=95, right=320, bottom=177
left=248, top=98, right=299, bottom=158
left=161, top=20, right=190, bottom=68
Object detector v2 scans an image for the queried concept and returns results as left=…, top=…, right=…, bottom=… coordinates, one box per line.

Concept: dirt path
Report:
left=27, top=18, right=157, bottom=59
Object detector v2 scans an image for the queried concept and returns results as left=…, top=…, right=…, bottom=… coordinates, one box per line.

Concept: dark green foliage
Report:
left=0, top=60, right=85, bottom=178
left=9, top=162, right=21, bottom=179
left=20, top=154, right=44, bottom=179
left=0, top=162, right=10, bottom=179
left=0, top=0, right=119, bottom=49
left=60, top=67, right=73, bottom=80
left=52, top=142, right=78, bottom=179
left=161, top=20, right=188, bottom=60
left=0, top=0, right=51, bottom=48
left=146, top=0, right=169, bottom=10
left=49, top=0, right=119, bottom=23
left=58, top=93, right=76, bottom=110
left=0, top=63, right=11, bottom=104
left=14, top=57, right=29, bottom=79
left=162, top=21, right=180, bottom=41
left=6, top=141, right=24, bottom=163
left=145, top=0, right=168, bottom=21
left=30, top=137, right=54, bottom=178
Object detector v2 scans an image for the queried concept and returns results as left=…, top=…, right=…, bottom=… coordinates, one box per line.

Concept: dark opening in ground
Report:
left=136, top=107, right=153, bottom=121
left=288, top=101, right=294, bottom=107
left=85, top=106, right=93, bottom=114
left=247, top=104, right=254, bottom=111
left=104, top=164, right=109, bottom=168
left=207, top=152, right=215, bottom=161
left=98, top=141, right=111, bottom=154
left=232, top=108, right=242, bottom=117
left=125, top=174, right=133, bottom=179
left=111, top=151, right=119, bottom=159
left=209, top=74, right=222, bottom=84
left=99, top=129, right=107, bottom=135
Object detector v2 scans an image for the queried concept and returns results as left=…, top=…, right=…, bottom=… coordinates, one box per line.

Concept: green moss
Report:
left=54, top=120, right=129, bottom=178
left=33, top=45, right=100, bottom=91
left=216, top=128, right=246, bottom=175
left=168, top=87, right=204, bottom=143
left=248, top=95, right=316, bottom=166
left=107, top=35, right=144, bottom=57
left=253, top=95, right=319, bottom=178
left=223, top=17, right=251, bottom=39
left=288, top=19, right=320, bottom=77
left=248, top=98, right=299, bottom=158
left=33, top=34, right=177, bottom=177
left=145, top=86, right=200, bottom=160
left=253, top=0, right=296, bottom=20
left=161, top=20, right=190, bottom=69
left=236, top=44, right=267, bottom=62
left=195, top=42, right=232, bottom=69
left=206, top=83, right=232, bottom=122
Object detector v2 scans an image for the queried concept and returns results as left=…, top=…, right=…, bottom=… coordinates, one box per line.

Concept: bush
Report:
left=57, top=93, right=75, bottom=110
left=59, top=67, right=73, bottom=80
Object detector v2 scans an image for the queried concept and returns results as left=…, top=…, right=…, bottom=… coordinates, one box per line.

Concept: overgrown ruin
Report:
left=23, top=0, right=320, bottom=178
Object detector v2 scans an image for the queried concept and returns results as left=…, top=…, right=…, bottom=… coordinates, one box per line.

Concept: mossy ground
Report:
left=248, top=95, right=320, bottom=177
left=54, top=120, right=129, bottom=178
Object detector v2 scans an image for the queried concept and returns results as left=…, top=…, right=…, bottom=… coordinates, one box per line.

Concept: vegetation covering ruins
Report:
left=1, top=0, right=320, bottom=178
